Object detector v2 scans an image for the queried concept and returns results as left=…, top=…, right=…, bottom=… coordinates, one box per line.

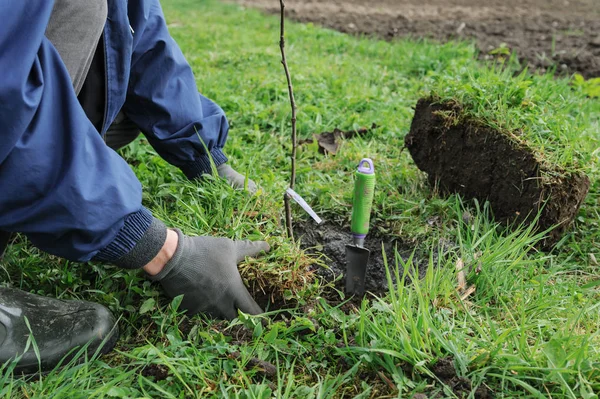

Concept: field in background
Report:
left=231, top=0, right=600, bottom=78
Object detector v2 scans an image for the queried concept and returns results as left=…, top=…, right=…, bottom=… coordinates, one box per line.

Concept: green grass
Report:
left=1, top=0, right=599, bottom=397
left=428, top=65, right=599, bottom=174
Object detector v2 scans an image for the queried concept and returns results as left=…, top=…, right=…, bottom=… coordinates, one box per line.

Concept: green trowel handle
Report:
left=350, top=158, right=376, bottom=237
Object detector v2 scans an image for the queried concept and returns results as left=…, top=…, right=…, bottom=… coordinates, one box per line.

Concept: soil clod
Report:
left=405, top=97, right=590, bottom=247
left=431, top=357, right=457, bottom=380
left=430, top=357, right=494, bottom=398
left=141, top=364, right=170, bottom=381
left=228, top=351, right=277, bottom=377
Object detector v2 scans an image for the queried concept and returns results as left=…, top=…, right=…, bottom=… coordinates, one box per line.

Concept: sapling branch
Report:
left=279, top=0, right=297, bottom=240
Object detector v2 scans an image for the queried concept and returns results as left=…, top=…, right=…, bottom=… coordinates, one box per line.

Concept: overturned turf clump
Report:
left=405, top=98, right=590, bottom=247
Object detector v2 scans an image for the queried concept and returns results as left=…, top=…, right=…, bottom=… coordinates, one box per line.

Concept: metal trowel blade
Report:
left=345, top=245, right=370, bottom=296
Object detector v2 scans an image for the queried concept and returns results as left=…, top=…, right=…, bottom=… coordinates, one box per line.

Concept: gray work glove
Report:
left=217, top=163, right=258, bottom=194
left=148, top=229, right=269, bottom=320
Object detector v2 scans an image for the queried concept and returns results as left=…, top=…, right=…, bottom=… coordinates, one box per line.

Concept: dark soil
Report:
left=405, top=97, right=590, bottom=247
left=295, top=222, right=423, bottom=295
left=230, top=0, right=600, bottom=78
left=221, top=323, right=255, bottom=345
left=429, top=357, right=494, bottom=398
left=229, top=351, right=278, bottom=377
left=141, top=363, right=170, bottom=381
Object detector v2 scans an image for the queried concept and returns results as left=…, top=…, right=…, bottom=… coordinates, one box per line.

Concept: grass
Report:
left=1, top=0, right=599, bottom=397
left=427, top=64, right=599, bottom=174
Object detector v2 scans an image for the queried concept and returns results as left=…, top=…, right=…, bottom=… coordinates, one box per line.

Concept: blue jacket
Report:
left=0, top=0, right=229, bottom=264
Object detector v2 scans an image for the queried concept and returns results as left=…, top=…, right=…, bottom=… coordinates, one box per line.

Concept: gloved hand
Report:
left=217, top=163, right=258, bottom=194
left=148, top=229, right=269, bottom=319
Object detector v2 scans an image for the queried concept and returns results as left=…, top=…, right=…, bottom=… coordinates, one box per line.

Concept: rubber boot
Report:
left=0, top=288, right=119, bottom=374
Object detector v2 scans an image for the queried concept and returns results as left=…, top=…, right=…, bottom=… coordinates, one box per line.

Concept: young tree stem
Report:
left=279, top=0, right=297, bottom=240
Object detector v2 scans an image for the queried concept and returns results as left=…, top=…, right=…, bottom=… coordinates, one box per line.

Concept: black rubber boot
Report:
left=0, top=288, right=118, bottom=374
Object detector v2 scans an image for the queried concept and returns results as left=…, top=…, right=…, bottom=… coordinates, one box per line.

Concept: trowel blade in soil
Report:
left=345, top=245, right=370, bottom=296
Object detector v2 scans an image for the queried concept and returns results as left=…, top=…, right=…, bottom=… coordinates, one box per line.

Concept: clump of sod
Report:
left=406, top=67, right=595, bottom=246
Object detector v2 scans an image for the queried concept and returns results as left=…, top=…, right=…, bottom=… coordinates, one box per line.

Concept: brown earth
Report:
left=229, top=0, right=600, bottom=78
left=294, top=221, right=456, bottom=296
left=405, top=97, right=590, bottom=247
left=295, top=222, right=408, bottom=295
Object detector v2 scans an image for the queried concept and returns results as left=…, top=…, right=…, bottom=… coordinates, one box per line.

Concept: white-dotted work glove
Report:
left=148, top=229, right=269, bottom=319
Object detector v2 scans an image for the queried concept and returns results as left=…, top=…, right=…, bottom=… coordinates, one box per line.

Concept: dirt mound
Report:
left=295, top=222, right=425, bottom=295
left=405, top=97, right=590, bottom=247
left=231, top=0, right=600, bottom=78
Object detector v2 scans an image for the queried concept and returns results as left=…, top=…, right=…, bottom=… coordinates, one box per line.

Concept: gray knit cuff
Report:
left=100, top=217, right=168, bottom=270
left=146, top=228, right=184, bottom=281
left=93, top=208, right=153, bottom=262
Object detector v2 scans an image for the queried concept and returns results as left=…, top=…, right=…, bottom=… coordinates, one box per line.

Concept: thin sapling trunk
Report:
left=279, top=0, right=297, bottom=240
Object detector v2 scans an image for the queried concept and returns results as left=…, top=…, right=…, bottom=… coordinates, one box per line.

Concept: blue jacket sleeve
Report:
left=123, top=0, right=229, bottom=179
left=0, top=2, right=154, bottom=263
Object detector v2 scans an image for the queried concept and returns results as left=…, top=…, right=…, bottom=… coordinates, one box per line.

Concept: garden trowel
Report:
left=345, top=158, right=376, bottom=296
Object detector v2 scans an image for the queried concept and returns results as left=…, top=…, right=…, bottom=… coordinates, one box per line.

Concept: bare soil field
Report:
left=230, top=0, right=600, bottom=78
